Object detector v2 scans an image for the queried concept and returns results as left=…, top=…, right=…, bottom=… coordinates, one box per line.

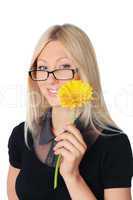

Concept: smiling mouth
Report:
left=47, top=89, right=58, bottom=96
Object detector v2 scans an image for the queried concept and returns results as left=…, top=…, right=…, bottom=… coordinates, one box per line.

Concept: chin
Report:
left=50, top=103, right=60, bottom=107
left=44, top=93, right=60, bottom=107
left=47, top=99, right=60, bottom=107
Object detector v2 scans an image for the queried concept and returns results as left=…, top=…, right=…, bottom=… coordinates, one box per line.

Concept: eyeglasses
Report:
left=29, top=67, right=79, bottom=81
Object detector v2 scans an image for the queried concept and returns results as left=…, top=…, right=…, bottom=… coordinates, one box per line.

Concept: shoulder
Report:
left=10, top=121, right=25, bottom=137
left=8, top=121, right=26, bottom=149
left=97, top=127, right=133, bottom=188
left=8, top=121, right=26, bottom=168
left=12, top=121, right=25, bottom=131
left=8, top=121, right=34, bottom=149
left=100, top=130, right=133, bottom=182
left=100, top=125, right=132, bottom=158
left=101, top=129, right=132, bottom=155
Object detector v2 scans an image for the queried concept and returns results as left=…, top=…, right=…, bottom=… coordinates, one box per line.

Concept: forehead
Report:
left=37, top=40, right=74, bottom=64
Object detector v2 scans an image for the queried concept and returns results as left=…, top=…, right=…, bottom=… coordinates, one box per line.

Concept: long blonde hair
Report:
left=24, top=23, right=123, bottom=148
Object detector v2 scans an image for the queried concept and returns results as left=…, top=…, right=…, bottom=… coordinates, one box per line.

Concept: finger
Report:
left=54, top=147, right=76, bottom=162
left=64, top=124, right=86, bottom=148
left=55, top=132, right=87, bottom=154
left=53, top=139, right=81, bottom=156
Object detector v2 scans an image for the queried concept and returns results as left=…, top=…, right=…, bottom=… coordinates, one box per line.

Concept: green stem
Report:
left=53, top=109, right=76, bottom=189
left=54, top=154, right=62, bottom=189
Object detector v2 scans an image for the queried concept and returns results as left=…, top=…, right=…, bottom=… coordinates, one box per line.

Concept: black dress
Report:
left=8, top=108, right=133, bottom=200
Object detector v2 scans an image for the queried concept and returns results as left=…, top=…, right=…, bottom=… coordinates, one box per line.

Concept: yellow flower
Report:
left=58, top=80, right=94, bottom=109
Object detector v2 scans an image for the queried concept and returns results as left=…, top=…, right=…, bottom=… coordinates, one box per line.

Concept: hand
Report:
left=53, top=124, right=87, bottom=179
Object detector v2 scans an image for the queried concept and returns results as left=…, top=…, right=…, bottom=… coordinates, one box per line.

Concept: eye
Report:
left=60, top=64, right=71, bottom=68
left=37, top=66, right=48, bottom=70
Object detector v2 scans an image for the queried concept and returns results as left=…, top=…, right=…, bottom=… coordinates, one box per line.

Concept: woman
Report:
left=7, top=24, right=133, bottom=200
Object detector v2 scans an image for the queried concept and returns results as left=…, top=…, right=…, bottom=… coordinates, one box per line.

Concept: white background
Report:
left=0, top=0, right=133, bottom=199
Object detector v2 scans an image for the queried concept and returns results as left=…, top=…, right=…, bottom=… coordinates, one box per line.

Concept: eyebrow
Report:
left=37, top=56, right=71, bottom=63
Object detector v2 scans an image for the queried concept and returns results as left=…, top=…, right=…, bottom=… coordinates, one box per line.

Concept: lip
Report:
left=47, top=88, right=58, bottom=97
left=48, top=87, right=59, bottom=90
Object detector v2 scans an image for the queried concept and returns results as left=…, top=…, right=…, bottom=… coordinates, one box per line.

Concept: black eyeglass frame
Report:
left=28, top=67, right=79, bottom=81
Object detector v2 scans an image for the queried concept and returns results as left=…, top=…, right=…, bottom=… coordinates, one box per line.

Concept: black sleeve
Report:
left=101, top=133, right=133, bottom=189
left=8, top=122, right=25, bottom=169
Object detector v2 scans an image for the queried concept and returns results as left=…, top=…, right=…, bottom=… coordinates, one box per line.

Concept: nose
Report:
left=46, top=72, right=59, bottom=84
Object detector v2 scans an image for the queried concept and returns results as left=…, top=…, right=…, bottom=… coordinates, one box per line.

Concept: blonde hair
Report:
left=24, top=23, right=123, bottom=148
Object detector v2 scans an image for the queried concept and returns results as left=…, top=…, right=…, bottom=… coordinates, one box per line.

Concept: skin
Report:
left=7, top=40, right=132, bottom=200
left=7, top=165, right=19, bottom=200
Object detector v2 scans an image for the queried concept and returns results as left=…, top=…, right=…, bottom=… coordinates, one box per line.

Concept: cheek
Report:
left=37, top=82, right=47, bottom=94
left=59, top=80, right=68, bottom=85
